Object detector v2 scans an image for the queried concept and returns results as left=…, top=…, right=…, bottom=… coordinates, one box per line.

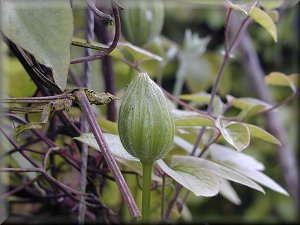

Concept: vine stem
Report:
left=163, top=9, right=251, bottom=222
left=141, top=162, right=153, bottom=223
left=70, top=2, right=120, bottom=64
left=94, top=3, right=117, bottom=121
left=73, top=89, right=140, bottom=218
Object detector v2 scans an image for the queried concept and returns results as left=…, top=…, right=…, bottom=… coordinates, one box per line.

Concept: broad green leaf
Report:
left=216, top=119, right=250, bottom=151
left=222, top=161, right=289, bottom=196
left=209, top=143, right=265, bottom=171
left=180, top=92, right=224, bottom=116
left=175, top=116, right=215, bottom=127
left=237, top=104, right=265, bottom=121
left=287, top=74, right=300, bottom=89
left=224, top=0, right=258, bottom=14
left=171, top=155, right=265, bottom=193
left=226, top=95, right=272, bottom=110
left=157, top=159, right=220, bottom=197
left=249, top=7, right=278, bottom=43
left=264, top=72, right=298, bottom=93
left=219, top=178, right=241, bottom=205
left=74, top=133, right=139, bottom=161
left=260, top=0, right=284, bottom=9
left=245, top=124, right=281, bottom=145
left=2, top=1, right=73, bottom=91
left=96, top=118, right=118, bottom=135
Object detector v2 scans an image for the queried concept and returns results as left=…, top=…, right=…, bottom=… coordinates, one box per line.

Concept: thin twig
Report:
left=86, top=0, right=114, bottom=24
left=94, top=6, right=118, bottom=121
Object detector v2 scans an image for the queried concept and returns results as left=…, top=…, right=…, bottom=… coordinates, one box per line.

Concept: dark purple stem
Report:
left=94, top=9, right=117, bottom=121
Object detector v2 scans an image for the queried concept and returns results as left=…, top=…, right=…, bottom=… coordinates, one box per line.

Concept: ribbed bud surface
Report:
left=120, top=0, right=164, bottom=46
left=118, top=72, right=175, bottom=164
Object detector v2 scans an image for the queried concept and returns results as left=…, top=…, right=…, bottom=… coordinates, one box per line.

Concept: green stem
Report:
left=142, top=162, right=153, bottom=223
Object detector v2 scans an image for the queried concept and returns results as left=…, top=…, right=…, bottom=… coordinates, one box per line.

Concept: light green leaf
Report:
left=96, top=118, right=118, bottom=135
left=264, top=72, right=298, bottom=93
left=260, top=0, right=284, bottom=9
left=249, top=7, right=278, bottom=43
left=287, top=74, right=300, bottom=89
left=222, top=161, right=289, bottom=196
left=157, top=159, right=220, bottom=197
left=2, top=1, right=74, bottom=91
left=245, top=124, right=281, bottom=145
left=171, top=109, right=200, bottom=119
left=171, top=155, right=265, bottom=193
left=209, top=143, right=265, bottom=170
left=74, top=133, right=139, bottom=161
left=175, top=116, right=215, bottom=127
left=237, top=104, right=265, bottom=121
left=219, top=178, right=241, bottom=205
left=226, top=95, right=272, bottom=110
left=180, top=92, right=224, bottom=116
left=224, top=0, right=258, bottom=14
left=216, top=119, right=250, bottom=151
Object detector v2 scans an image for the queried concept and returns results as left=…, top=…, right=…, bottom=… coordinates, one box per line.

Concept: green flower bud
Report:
left=118, top=72, right=175, bottom=164
left=120, top=0, right=164, bottom=46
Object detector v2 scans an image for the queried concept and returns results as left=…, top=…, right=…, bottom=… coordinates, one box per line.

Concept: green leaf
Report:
left=96, top=118, right=118, bottom=135
left=287, top=74, right=300, bottom=89
left=157, top=159, right=220, bottom=197
left=260, top=0, right=284, bottom=9
left=171, top=109, right=200, bottom=119
left=209, top=143, right=264, bottom=170
left=216, top=119, right=250, bottom=151
left=2, top=0, right=74, bottom=91
left=74, top=133, right=139, bottom=161
left=219, top=178, right=241, bottom=205
left=237, top=104, right=265, bottom=121
left=245, top=124, right=281, bottom=145
left=264, top=72, right=298, bottom=93
left=180, top=92, right=224, bottom=116
left=222, top=161, right=289, bottom=196
left=224, top=0, right=258, bottom=14
left=249, top=7, right=278, bottom=43
left=170, top=155, right=265, bottom=193
left=226, top=95, right=272, bottom=110
left=175, top=116, right=215, bottom=127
